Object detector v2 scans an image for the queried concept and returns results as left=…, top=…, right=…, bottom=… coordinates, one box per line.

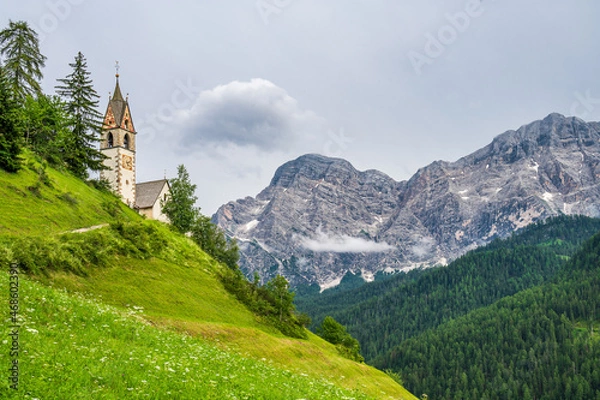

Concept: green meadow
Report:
left=0, top=274, right=375, bottom=399
left=0, top=159, right=415, bottom=399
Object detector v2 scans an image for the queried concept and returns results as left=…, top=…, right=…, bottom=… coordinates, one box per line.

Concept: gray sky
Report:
left=4, top=1, right=600, bottom=214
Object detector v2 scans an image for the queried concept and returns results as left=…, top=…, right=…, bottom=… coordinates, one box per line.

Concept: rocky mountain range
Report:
left=213, top=113, right=600, bottom=289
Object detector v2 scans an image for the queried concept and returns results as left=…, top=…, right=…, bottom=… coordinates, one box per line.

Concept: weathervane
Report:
left=115, top=60, right=120, bottom=78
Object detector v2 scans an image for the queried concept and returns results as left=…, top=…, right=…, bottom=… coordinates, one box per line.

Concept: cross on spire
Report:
left=115, top=60, right=120, bottom=78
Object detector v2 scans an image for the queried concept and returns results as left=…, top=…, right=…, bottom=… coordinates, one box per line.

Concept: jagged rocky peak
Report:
left=477, top=113, right=600, bottom=164
left=213, top=113, right=600, bottom=289
left=269, top=154, right=360, bottom=188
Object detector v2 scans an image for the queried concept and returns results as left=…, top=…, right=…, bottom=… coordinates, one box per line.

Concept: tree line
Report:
left=0, top=20, right=104, bottom=178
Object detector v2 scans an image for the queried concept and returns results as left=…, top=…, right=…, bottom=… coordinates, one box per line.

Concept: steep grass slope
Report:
left=0, top=161, right=415, bottom=399
left=0, top=274, right=379, bottom=399
left=0, top=157, right=139, bottom=236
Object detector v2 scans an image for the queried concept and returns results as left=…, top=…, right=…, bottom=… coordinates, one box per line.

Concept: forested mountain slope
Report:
left=377, top=230, right=600, bottom=400
left=296, top=215, right=600, bottom=361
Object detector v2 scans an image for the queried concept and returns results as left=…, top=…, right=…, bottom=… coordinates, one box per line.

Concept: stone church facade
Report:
left=100, top=72, right=170, bottom=222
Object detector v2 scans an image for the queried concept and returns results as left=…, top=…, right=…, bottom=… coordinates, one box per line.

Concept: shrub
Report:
left=316, top=316, right=364, bottom=362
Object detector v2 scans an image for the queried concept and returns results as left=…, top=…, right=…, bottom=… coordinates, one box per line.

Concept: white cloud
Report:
left=411, top=236, right=436, bottom=257
left=298, top=227, right=395, bottom=253
left=176, top=78, right=326, bottom=152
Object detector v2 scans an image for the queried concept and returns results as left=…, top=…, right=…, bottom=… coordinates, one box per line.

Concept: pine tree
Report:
left=266, top=275, right=295, bottom=323
left=162, top=164, right=200, bottom=233
left=0, top=65, right=21, bottom=172
left=55, top=52, right=105, bottom=178
left=0, top=20, right=46, bottom=101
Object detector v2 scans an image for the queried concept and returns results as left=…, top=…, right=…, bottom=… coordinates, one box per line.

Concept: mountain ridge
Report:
left=214, top=113, right=600, bottom=288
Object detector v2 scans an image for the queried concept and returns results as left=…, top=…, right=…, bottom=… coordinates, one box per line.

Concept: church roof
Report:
left=112, top=78, right=125, bottom=102
left=136, top=179, right=170, bottom=209
left=109, top=77, right=128, bottom=128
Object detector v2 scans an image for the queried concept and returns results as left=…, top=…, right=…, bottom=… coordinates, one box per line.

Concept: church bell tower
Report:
left=100, top=66, right=136, bottom=206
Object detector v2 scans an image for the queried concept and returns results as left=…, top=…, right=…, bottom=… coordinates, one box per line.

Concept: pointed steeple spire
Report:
left=103, top=61, right=134, bottom=132
left=112, top=77, right=124, bottom=102
left=112, top=61, right=124, bottom=102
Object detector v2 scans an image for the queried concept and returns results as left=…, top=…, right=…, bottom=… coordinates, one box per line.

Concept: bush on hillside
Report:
left=316, top=316, right=364, bottom=362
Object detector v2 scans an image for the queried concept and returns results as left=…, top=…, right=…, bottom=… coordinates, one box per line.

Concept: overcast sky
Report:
left=3, top=1, right=600, bottom=214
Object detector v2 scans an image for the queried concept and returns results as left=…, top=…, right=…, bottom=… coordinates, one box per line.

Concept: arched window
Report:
left=124, top=119, right=129, bottom=130
left=107, top=132, right=114, bottom=147
left=124, top=134, right=130, bottom=149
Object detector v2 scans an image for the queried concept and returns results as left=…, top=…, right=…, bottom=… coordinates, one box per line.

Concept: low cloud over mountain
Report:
left=298, top=227, right=395, bottom=253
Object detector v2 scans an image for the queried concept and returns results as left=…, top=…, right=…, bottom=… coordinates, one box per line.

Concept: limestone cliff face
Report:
left=213, top=113, right=600, bottom=288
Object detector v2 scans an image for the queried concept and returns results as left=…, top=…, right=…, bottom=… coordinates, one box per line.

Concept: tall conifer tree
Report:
left=0, top=20, right=46, bottom=101
left=162, top=164, right=200, bottom=233
left=0, top=65, right=21, bottom=172
left=55, top=52, right=105, bottom=178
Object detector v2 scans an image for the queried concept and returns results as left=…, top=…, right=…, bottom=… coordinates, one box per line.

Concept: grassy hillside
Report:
left=0, top=156, right=139, bottom=236
left=0, top=274, right=381, bottom=399
left=0, top=161, right=415, bottom=399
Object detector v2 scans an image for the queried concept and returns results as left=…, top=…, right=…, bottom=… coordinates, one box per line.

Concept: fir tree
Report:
left=0, top=20, right=46, bottom=101
left=55, top=52, right=105, bottom=178
left=266, top=275, right=295, bottom=323
left=162, top=164, right=200, bottom=233
left=163, top=164, right=240, bottom=268
left=0, top=65, right=21, bottom=172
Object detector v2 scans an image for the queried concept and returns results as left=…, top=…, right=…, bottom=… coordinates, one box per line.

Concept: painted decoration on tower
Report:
left=122, top=154, right=133, bottom=171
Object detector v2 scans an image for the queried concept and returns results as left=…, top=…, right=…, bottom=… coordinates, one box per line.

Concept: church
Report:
left=100, top=71, right=170, bottom=223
